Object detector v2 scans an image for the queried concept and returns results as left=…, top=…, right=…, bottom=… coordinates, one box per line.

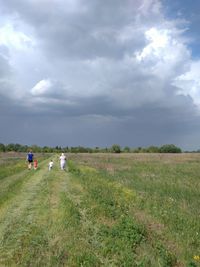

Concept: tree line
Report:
left=0, top=143, right=183, bottom=153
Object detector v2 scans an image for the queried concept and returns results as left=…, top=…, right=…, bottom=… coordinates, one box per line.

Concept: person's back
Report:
left=48, top=160, right=54, bottom=171
left=60, top=155, right=66, bottom=162
left=60, top=153, right=66, bottom=170
left=27, top=152, right=33, bottom=162
left=27, top=151, right=34, bottom=170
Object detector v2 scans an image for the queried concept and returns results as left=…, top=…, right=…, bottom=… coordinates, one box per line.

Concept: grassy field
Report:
left=0, top=152, right=199, bottom=267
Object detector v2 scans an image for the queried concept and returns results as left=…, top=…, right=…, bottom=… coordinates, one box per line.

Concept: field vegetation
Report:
left=0, top=152, right=199, bottom=266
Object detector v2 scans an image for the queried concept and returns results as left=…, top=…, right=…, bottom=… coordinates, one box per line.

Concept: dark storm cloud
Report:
left=0, top=48, right=15, bottom=103
left=1, top=101, right=200, bottom=150
left=0, top=51, right=11, bottom=77
left=0, top=0, right=149, bottom=60
left=0, top=0, right=200, bottom=149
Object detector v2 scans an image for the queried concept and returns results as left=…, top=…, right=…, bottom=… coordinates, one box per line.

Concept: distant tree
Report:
left=94, top=147, right=100, bottom=153
left=0, top=142, right=183, bottom=154
left=132, top=147, right=142, bottom=153
left=54, top=146, right=62, bottom=153
left=111, top=144, right=121, bottom=153
left=159, top=144, right=182, bottom=153
left=63, top=146, right=69, bottom=153
left=31, top=145, right=42, bottom=153
left=140, top=147, right=148, bottom=153
left=12, top=143, right=21, bottom=152
left=6, top=143, right=16, bottom=151
left=86, top=147, right=93, bottom=153
left=70, top=147, right=80, bottom=153
left=20, top=145, right=29, bottom=152
left=42, top=146, right=53, bottom=153
left=77, top=146, right=88, bottom=153
left=146, top=146, right=160, bottom=153
left=0, top=143, right=5, bottom=152
left=99, top=147, right=109, bottom=153
left=123, top=146, right=130, bottom=153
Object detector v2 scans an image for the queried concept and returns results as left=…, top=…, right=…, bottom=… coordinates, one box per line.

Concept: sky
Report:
left=0, top=0, right=200, bottom=150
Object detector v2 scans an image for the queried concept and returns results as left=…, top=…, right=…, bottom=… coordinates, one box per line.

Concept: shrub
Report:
left=111, top=144, right=121, bottom=153
left=159, top=144, right=182, bottom=153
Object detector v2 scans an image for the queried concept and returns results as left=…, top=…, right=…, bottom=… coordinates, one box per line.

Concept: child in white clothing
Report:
left=48, top=160, right=54, bottom=171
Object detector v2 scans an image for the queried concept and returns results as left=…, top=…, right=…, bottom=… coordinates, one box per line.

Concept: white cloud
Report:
left=138, top=0, right=162, bottom=16
left=134, top=25, right=191, bottom=85
left=0, top=23, right=35, bottom=51
left=135, top=27, right=189, bottom=64
left=174, top=61, right=200, bottom=106
left=31, top=79, right=52, bottom=96
left=0, top=0, right=198, bottom=113
left=136, top=27, right=168, bottom=61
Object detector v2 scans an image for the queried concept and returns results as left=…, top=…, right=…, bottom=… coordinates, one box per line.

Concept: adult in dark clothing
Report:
left=27, top=150, right=34, bottom=170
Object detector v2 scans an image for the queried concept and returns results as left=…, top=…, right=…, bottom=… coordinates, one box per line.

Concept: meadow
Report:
left=0, top=152, right=199, bottom=267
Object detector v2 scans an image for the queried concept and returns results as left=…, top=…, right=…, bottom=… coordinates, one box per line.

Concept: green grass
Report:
left=69, top=153, right=200, bottom=267
left=0, top=153, right=199, bottom=266
left=0, top=158, right=26, bottom=180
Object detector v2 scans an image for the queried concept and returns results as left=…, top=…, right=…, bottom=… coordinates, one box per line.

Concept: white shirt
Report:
left=49, top=161, right=54, bottom=168
left=60, top=155, right=66, bottom=162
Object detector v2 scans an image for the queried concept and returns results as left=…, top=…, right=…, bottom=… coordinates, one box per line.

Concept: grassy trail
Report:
left=0, top=156, right=90, bottom=266
left=0, top=155, right=199, bottom=266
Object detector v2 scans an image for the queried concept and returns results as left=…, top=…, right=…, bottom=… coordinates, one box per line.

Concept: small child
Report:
left=33, top=159, right=38, bottom=170
left=48, top=160, right=54, bottom=171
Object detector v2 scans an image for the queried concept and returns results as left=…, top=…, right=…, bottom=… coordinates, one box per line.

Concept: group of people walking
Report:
left=48, top=153, right=67, bottom=171
left=26, top=151, right=67, bottom=171
left=27, top=151, right=37, bottom=170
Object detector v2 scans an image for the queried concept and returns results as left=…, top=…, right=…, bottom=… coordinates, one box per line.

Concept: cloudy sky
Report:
left=0, top=0, right=200, bottom=150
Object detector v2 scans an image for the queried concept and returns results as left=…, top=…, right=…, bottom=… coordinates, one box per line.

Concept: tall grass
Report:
left=69, top=153, right=200, bottom=266
left=0, top=153, right=199, bottom=266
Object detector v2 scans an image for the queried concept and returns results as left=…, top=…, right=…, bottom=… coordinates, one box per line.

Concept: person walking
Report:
left=27, top=150, right=34, bottom=170
left=60, top=153, right=66, bottom=170
left=33, top=159, right=38, bottom=170
left=48, top=160, right=54, bottom=171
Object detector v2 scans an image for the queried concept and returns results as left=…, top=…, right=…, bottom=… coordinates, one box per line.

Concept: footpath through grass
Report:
left=0, top=153, right=199, bottom=267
